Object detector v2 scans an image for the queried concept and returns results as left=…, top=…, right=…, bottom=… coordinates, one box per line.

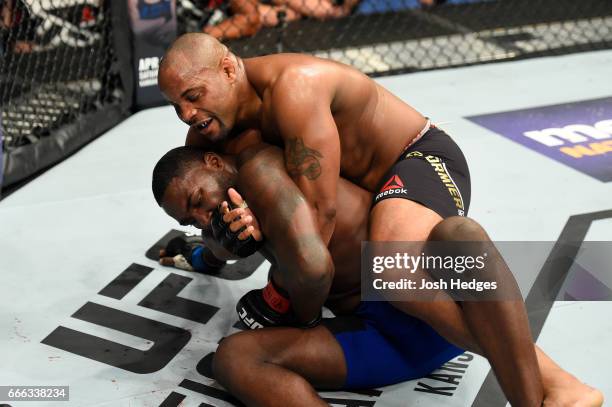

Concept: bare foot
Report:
left=544, top=369, right=603, bottom=407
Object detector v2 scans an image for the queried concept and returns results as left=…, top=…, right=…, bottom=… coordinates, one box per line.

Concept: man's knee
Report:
left=429, top=216, right=489, bottom=242
left=213, top=332, right=260, bottom=385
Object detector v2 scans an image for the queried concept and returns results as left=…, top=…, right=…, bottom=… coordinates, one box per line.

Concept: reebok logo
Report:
left=375, top=175, right=408, bottom=201
left=381, top=175, right=405, bottom=191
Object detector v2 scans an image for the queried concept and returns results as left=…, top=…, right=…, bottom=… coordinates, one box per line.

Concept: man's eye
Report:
left=187, top=93, right=199, bottom=102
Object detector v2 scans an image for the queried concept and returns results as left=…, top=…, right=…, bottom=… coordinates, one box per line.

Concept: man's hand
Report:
left=220, top=188, right=263, bottom=242
left=210, top=188, right=264, bottom=257
left=236, top=278, right=322, bottom=330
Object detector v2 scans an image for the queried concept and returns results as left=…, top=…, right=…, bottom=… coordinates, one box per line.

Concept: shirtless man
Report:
left=151, top=143, right=602, bottom=407
left=157, top=32, right=589, bottom=405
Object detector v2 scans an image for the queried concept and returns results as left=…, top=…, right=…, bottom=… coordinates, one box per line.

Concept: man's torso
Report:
left=243, top=53, right=428, bottom=191
left=238, top=145, right=371, bottom=314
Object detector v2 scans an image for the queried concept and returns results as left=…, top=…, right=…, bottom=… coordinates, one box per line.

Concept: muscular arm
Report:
left=271, top=69, right=340, bottom=246
left=237, top=144, right=334, bottom=325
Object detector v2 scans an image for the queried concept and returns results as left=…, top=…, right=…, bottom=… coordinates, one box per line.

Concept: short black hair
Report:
left=152, top=146, right=206, bottom=206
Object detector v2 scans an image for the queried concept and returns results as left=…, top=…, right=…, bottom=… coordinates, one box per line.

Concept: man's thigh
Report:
left=369, top=126, right=471, bottom=241
left=215, top=325, right=347, bottom=389
left=370, top=198, right=442, bottom=241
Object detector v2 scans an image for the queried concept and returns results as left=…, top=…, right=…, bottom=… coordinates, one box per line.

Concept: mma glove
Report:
left=236, top=278, right=322, bottom=329
left=210, top=204, right=263, bottom=258
left=164, top=235, right=225, bottom=274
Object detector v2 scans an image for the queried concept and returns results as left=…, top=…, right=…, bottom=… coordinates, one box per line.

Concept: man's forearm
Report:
left=286, top=266, right=333, bottom=325
left=277, top=235, right=335, bottom=325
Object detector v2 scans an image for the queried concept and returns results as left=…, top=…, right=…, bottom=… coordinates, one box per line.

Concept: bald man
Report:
left=157, top=33, right=568, bottom=405
left=152, top=144, right=603, bottom=407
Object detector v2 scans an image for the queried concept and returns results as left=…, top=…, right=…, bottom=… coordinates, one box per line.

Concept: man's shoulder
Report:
left=237, top=143, right=284, bottom=180
left=264, top=54, right=332, bottom=89
left=235, top=144, right=292, bottom=221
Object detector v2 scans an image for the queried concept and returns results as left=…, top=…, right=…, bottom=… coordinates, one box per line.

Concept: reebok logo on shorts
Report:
left=381, top=175, right=405, bottom=191
left=375, top=175, right=408, bottom=201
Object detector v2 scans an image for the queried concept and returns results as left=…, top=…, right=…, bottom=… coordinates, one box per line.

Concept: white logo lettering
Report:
left=523, top=121, right=612, bottom=147
left=238, top=307, right=264, bottom=329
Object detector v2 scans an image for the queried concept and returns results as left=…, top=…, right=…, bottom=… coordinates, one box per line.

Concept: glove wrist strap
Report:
left=262, top=280, right=291, bottom=314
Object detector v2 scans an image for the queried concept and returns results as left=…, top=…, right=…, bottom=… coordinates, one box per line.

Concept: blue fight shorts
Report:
left=323, top=301, right=464, bottom=389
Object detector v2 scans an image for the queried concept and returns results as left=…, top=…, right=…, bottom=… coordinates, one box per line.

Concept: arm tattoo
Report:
left=285, top=137, right=324, bottom=181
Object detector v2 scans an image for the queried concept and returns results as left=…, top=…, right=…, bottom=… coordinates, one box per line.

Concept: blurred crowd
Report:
left=184, top=0, right=447, bottom=41
left=0, top=0, right=36, bottom=54
left=1, top=0, right=448, bottom=55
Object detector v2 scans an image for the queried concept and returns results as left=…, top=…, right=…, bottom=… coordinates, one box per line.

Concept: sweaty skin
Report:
left=162, top=143, right=370, bottom=315
left=158, top=35, right=427, bottom=244
left=157, top=144, right=603, bottom=407
left=158, top=34, right=603, bottom=406
left=234, top=144, right=369, bottom=315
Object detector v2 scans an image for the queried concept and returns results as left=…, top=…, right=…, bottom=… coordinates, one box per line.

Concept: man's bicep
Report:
left=273, top=87, right=341, bottom=241
left=272, top=83, right=340, bottom=182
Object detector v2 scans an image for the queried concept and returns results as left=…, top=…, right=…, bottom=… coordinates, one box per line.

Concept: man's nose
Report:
left=179, top=104, right=197, bottom=125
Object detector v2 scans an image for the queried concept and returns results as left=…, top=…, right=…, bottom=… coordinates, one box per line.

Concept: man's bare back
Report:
left=240, top=53, right=427, bottom=190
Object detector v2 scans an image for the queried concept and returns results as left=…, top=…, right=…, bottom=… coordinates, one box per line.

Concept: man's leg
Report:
left=429, top=216, right=544, bottom=406
left=213, top=325, right=346, bottom=407
left=370, top=200, right=603, bottom=406
left=369, top=199, right=476, bottom=349
left=369, top=200, right=543, bottom=406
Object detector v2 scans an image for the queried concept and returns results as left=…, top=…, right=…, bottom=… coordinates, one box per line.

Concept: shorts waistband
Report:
left=403, top=119, right=432, bottom=153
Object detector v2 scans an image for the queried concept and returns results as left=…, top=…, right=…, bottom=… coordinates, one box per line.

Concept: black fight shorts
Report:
left=372, top=124, right=471, bottom=218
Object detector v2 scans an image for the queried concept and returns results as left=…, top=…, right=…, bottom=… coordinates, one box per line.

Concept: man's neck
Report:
left=234, top=58, right=262, bottom=130
left=221, top=154, right=239, bottom=176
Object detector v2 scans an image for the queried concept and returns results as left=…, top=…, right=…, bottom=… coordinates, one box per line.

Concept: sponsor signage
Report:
left=467, top=97, right=612, bottom=182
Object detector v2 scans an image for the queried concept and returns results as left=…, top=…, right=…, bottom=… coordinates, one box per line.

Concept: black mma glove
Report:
left=163, top=235, right=225, bottom=274
left=236, top=279, right=322, bottom=329
left=210, top=204, right=263, bottom=258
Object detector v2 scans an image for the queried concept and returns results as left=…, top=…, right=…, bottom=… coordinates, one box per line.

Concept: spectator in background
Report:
left=0, top=0, right=36, bottom=53
left=419, top=0, right=446, bottom=7
left=128, top=0, right=177, bottom=47
left=203, top=0, right=300, bottom=40
left=203, top=0, right=359, bottom=41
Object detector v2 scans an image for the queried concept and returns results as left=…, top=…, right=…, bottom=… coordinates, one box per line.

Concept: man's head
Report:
left=158, top=33, right=241, bottom=143
left=152, top=146, right=237, bottom=229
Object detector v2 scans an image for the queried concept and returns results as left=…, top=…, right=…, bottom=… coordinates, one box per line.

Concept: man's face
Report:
left=159, top=60, right=237, bottom=144
left=161, top=157, right=230, bottom=230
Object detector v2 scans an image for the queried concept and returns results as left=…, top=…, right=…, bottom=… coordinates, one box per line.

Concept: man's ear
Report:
left=221, top=56, right=236, bottom=83
left=204, top=152, right=223, bottom=170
